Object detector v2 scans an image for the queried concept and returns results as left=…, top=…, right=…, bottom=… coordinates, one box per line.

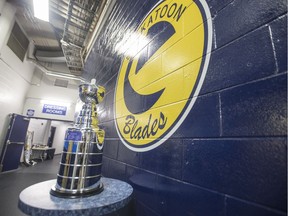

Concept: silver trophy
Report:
left=51, top=79, right=105, bottom=198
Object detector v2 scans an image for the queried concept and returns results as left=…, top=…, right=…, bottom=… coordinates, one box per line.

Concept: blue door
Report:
left=0, top=113, right=30, bottom=172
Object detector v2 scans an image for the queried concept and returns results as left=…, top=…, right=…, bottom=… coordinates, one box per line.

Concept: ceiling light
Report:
left=33, top=0, right=49, bottom=22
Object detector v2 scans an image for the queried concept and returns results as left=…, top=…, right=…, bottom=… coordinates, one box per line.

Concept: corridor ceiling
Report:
left=7, top=0, right=110, bottom=82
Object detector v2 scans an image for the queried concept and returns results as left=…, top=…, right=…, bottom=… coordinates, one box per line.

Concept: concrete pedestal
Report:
left=18, top=177, right=133, bottom=215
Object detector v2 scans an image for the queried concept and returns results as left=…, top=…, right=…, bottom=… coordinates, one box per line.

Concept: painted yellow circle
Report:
left=115, top=0, right=212, bottom=151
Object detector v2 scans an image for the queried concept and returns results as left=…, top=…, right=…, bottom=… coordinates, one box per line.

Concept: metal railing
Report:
left=53, top=0, right=107, bottom=75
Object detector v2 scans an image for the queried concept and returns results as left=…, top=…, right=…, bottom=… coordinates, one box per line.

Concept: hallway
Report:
left=0, top=0, right=286, bottom=215
left=0, top=156, right=60, bottom=216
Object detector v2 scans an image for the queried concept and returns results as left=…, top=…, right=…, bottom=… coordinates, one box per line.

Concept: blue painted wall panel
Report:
left=135, top=201, right=160, bottom=216
left=126, top=166, right=158, bottom=211
left=172, top=93, right=220, bottom=138
left=101, top=120, right=118, bottom=138
left=84, top=0, right=287, bottom=215
left=155, top=175, right=225, bottom=216
left=183, top=138, right=287, bottom=211
left=202, top=26, right=277, bottom=94
left=221, top=74, right=287, bottom=136
left=269, top=15, right=288, bottom=74
left=215, top=0, right=287, bottom=47
left=103, top=139, right=119, bottom=160
left=118, top=141, right=141, bottom=167
left=140, top=139, right=182, bottom=179
left=226, top=197, right=287, bottom=216
left=204, top=0, right=233, bottom=17
left=102, top=157, right=126, bottom=181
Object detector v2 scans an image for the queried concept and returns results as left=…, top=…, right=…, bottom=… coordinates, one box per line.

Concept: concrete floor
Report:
left=0, top=156, right=60, bottom=216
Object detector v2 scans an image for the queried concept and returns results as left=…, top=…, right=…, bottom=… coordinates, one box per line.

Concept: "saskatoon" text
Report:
left=141, top=3, right=187, bottom=31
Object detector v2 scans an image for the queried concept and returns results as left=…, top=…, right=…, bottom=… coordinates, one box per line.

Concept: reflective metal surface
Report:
left=51, top=79, right=105, bottom=198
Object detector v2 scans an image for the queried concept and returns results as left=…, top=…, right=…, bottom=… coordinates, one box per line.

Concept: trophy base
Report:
left=50, top=183, right=104, bottom=199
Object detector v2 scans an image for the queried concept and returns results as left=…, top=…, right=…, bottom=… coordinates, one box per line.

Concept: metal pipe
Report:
left=27, top=55, right=85, bottom=82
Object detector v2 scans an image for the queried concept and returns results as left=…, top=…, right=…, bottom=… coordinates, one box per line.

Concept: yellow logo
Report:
left=115, top=0, right=212, bottom=151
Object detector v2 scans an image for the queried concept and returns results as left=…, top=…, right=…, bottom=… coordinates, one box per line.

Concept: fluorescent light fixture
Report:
left=33, top=0, right=49, bottom=22
left=45, top=71, right=85, bottom=82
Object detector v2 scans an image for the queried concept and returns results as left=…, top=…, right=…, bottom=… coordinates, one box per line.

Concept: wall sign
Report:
left=115, top=0, right=212, bottom=151
left=42, top=104, right=67, bottom=116
left=26, top=109, right=35, bottom=117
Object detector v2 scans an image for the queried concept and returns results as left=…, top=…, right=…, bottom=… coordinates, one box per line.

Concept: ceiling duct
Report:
left=35, top=50, right=66, bottom=62
left=60, top=0, right=107, bottom=76
left=54, top=78, right=69, bottom=88
left=8, top=0, right=110, bottom=80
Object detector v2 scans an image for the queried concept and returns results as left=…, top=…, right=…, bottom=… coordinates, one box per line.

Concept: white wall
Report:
left=0, top=1, right=14, bottom=52
left=27, top=119, right=72, bottom=155
left=51, top=121, right=73, bottom=154
left=27, top=119, right=49, bottom=145
left=23, top=68, right=79, bottom=121
left=0, top=1, right=79, bottom=157
left=0, top=2, right=35, bottom=152
left=0, top=0, right=6, bottom=15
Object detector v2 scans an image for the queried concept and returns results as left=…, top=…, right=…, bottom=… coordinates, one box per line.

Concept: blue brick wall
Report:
left=84, top=0, right=287, bottom=215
